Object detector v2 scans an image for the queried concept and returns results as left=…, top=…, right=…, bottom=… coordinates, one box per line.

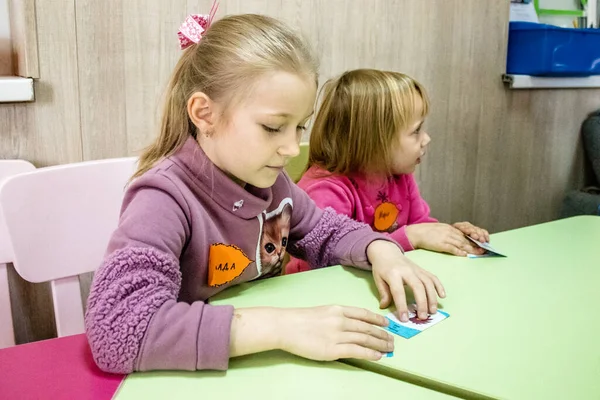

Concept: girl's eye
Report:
left=262, top=125, right=281, bottom=133
left=297, top=125, right=308, bottom=131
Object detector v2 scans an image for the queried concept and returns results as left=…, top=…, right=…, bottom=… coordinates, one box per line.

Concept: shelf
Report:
left=503, top=74, right=600, bottom=89
left=0, top=76, right=35, bottom=102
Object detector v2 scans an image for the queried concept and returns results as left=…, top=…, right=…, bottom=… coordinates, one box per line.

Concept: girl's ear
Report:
left=187, top=91, right=217, bottom=137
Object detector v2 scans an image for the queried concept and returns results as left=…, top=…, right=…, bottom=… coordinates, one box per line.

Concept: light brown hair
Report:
left=308, top=69, right=429, bottom=176
left=133, top=14, right=318, bottom=179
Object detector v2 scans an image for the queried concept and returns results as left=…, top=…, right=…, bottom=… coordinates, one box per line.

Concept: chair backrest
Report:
left=582, top=109, right=600, bottom=185
left=0, top=157, right=137, bottom=338
left=0, top=160, right=36, bottom=349
left=285, top=142, right=309, bottom=183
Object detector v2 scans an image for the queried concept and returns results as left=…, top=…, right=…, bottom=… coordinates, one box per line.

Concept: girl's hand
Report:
left=230, top=306, right=394, bottom=362
left=278, top=306, right=394, bottom=361
left=452, top=221, right=490, bottom=243
left=366, top=240, right=445, bottom=322
left=406, top=223, right=484, bottom=256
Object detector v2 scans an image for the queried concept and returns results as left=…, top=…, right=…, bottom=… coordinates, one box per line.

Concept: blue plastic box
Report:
left=507, top=22, right=600, bottom=76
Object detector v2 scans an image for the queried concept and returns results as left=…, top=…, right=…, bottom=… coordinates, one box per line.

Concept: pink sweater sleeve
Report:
left=389, top=226, right=416, bottom=251
left=286, top=177, right=359, bottom=272
left=388, top=174, right=437, bottom=251
left=84, top=173, right=233, bottom=374
left=302, top=179, right=355, bottom=218
left=285, top=175, right=398, bottom=270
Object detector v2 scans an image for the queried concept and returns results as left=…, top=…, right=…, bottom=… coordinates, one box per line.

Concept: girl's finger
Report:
left=483, top=229, right=490, bottom=243
left=402, top=274, right=429, bottom=320
left=442, top=241, right=467, bottom=257
left=387, top=278, right=409, bottom=322
left=373, top=273, right=392, bottom=309
left=342, top=306, right=388, bottom=327
left=342, top=319, right=393, bottom=342
left=334, top=344, right=384, bottom=361
left=449, top=236, right=473, bottom=254
left=426, top=271, right=446, bottom=298
left=417, top=272, right=439, bottom=314
left=340, top=332, right=393, bottom=353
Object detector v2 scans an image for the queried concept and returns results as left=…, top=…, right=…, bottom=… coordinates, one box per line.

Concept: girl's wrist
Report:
left=229, top=307, right=287, bottom=357
left=405, top=225, right=422, bottom=249
left=367, top=240, right=403, bottom=265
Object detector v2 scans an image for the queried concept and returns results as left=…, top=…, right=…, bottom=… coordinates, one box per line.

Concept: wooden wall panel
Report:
left=76, top=0, right=127, bottom=160
left=8, top=0, right=39, bottom=78
left=120, top=0, right=189, bottom=157
left=32, top=0, right=82, bottom=166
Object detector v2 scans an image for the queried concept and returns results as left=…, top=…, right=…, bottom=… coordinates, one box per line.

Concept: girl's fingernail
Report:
left=401, top=313, right=409, bottom=322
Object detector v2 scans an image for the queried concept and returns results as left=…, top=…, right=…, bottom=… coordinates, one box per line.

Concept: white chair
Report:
left=0, top=160, right=36, bottom=348
left=0, top=157, right=137, bottom=338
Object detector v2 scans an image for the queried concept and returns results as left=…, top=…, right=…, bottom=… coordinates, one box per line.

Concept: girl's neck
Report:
left=196, top=136, right=247, bottom=188
left=226, top=172, right=247, bottom=188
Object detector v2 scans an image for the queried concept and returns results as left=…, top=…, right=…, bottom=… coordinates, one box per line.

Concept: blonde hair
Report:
left=308, top=69, right=429, bottom=176
left=133, top=14, right=318, bottom=179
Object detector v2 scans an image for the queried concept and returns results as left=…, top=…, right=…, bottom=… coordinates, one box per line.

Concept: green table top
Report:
left=115, top=351, right=453, bottom=399
left=211, top=216, right=600, bottom=400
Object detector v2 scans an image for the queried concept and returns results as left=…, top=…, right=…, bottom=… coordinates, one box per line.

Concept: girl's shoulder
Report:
left=298, top=165, right=357, bottom=191
left=128, top=158, right=183, bottom=195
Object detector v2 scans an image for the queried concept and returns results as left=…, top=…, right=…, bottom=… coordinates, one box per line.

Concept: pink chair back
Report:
left=0, top=158, right=137, bottom=337
left=0, top=160, right=36, bottom=348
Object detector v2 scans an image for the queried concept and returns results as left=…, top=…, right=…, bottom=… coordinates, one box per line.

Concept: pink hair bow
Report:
left=177, top=1, right=219, bottom=50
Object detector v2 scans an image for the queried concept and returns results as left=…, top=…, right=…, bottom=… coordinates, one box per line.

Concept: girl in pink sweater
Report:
left=287, top=69, right=489, bottom=274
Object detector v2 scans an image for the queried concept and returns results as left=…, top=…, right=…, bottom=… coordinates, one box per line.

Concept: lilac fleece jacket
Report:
left=287, top=165, right=437, bottom=274
left=85, top=137, right=393, bottom=373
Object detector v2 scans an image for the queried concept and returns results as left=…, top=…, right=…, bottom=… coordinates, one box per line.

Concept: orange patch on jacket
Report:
left=208, top=244, right=253, bottom=287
